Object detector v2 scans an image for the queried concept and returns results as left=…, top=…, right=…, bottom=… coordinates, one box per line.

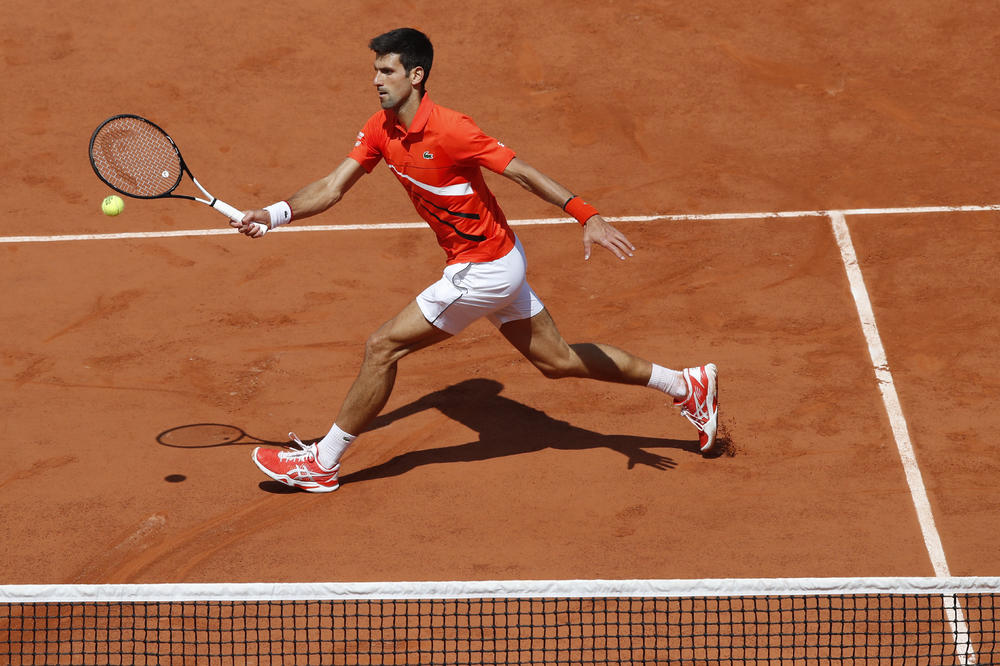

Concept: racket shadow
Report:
left=156, top=423, right=287, bottom=450
left=335, top=378, right=713, bottom=489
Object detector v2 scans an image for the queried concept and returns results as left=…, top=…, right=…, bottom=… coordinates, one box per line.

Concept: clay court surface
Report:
left=2, top=0, right=999, bottom=590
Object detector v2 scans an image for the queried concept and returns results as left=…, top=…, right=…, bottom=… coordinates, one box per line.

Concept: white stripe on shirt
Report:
left=389, top=164, right=474, bottom=197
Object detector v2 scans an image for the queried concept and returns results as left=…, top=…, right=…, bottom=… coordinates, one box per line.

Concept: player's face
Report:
left=373, top=53, right=417, bottom=110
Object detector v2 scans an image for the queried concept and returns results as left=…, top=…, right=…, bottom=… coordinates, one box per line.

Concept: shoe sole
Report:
left=699, top=363, right=719, bottom=453
left=251, top=448, right=340, bottom=493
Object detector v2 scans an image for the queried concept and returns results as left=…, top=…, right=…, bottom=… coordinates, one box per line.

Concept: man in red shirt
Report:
left=237, top=28, right=718, bottom=492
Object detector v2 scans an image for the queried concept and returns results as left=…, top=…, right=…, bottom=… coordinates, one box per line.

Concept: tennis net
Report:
left=2, top=577, right=997, bottom=664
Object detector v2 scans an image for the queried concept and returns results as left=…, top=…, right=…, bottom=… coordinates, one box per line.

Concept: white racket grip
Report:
left=212, top=198, right=268, bottom=236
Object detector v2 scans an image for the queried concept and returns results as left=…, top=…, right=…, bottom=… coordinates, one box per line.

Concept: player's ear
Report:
left=409, top=66, right=425, bottom=87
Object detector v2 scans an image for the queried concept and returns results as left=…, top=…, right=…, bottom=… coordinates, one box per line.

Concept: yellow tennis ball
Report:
left=101, top=195, right=124, bottom=217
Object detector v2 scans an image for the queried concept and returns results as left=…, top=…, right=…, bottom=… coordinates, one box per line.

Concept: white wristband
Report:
left=264, top=201, right=293, bottom=228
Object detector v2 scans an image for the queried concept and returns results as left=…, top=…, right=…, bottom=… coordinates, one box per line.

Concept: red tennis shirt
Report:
left=348, top=94, right=517, bottom=264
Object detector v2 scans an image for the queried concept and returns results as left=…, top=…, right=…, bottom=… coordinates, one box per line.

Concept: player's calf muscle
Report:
left=569, top=343, right=650, bottom=384
left=530, top=353, right=575, bottom=379
left=524, top=343, right=628, bottom=382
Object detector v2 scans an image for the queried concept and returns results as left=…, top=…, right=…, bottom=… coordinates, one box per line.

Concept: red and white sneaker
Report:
left=674, top=364, right=719, bottom=453
left=251, top=433, right=340, bottom=493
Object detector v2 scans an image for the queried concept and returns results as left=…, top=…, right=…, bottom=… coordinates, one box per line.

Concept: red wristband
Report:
left=563, top=196, right=599, bottom=225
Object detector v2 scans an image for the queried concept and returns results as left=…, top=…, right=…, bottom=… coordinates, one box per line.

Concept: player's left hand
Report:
left=582, top=216, right=635, bottom=261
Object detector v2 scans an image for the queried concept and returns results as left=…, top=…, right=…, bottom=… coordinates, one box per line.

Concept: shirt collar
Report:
left=388, top=93, right=435, bottom=136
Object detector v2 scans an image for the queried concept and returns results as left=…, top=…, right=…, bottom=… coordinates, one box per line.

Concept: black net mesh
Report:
left=2, top=589, right=996, bottom=664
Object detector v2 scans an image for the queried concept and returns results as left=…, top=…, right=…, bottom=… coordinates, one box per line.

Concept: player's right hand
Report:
left=233, top=210, right=270, bottom=238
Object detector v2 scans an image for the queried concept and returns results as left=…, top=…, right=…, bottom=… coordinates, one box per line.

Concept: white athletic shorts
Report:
left=416, top=237, right=545, bottom=335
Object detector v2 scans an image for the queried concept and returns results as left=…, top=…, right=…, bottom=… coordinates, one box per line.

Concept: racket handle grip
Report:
left=212, top=198, right=268, bottom=236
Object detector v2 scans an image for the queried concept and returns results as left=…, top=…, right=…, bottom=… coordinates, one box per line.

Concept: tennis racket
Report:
left=88, top=114, right=267, bottom=235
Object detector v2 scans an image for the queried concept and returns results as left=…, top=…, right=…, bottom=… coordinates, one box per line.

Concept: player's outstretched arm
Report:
left=501, top=157, right=635, bottom=260
left=234, top=158, right=367, bottom=238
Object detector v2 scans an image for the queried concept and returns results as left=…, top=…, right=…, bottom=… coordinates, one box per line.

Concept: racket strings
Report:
left=91, top=117, right=182, bottom=197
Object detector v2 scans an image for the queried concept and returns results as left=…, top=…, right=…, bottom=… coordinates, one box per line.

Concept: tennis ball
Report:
left=101, top=195, right=124, bottom=217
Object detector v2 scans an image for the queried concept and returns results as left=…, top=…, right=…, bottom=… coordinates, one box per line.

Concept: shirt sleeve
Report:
left=446, top=115, right=517, bottom=173
left=347, top=114, right=385, bottom=173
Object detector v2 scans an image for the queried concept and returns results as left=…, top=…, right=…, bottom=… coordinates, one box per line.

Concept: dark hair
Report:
left=369, top=28, right=434, bottom=86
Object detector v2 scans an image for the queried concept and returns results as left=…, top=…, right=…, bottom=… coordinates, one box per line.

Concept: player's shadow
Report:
left=307, top=378, right=703, bottom=490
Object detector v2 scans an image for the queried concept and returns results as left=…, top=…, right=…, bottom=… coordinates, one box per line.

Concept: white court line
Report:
left=1, top=203, right=998, bottom=244
left=828, top=212, right=950, bottom=575
left=828, top=212, right=976, bottom=665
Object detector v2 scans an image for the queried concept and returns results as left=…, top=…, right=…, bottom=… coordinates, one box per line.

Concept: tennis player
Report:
left=236, top=28, right=718, bottom=492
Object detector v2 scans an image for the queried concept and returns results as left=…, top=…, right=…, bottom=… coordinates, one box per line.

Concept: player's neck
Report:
left=394, top=90, right=424, bottom=129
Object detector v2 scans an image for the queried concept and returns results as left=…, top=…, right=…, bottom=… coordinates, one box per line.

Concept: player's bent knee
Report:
left=363, top=328, right=422, bottom=367
left=363, top=330, right=397, bottom=365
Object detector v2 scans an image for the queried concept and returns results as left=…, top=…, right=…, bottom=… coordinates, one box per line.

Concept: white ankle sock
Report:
left=317, top=423, right=356, bottom=469
left=647, top=364, right=688, bottom=400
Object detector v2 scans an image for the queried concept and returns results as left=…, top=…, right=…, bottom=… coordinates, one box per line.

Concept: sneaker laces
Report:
left=281, top=432, right=339, bottom=473
left=676, top=383, right=711, bottom=432
left=276, top=447, right=316, bottom=462
left=679, top=406, right=708, bottom=433
left=277, top=433, right=316, bottom=461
